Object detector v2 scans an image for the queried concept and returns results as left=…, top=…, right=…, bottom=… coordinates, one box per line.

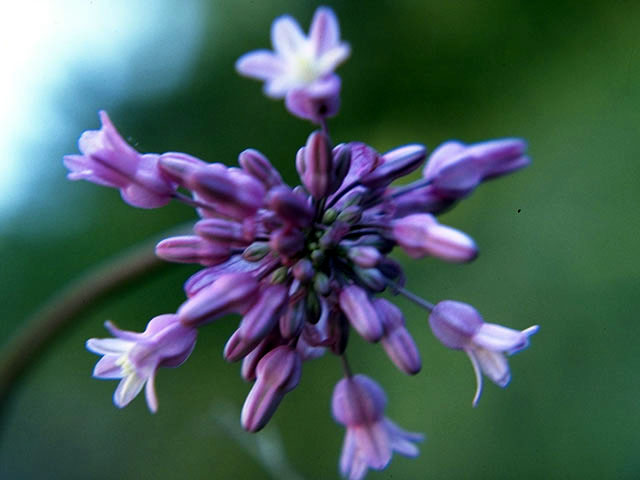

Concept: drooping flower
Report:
left=331, top=374, right=423, bottom=480
left=64, top=110, right=176, bottom=208
left=86, top=315, right=197, bottom=412
left=428, top=300, right=539, bottom=406
left=236, top=6, right=350, bottom=122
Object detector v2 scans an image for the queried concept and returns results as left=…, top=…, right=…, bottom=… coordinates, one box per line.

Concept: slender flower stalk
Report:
left=65, top=6, right=537, bottom=479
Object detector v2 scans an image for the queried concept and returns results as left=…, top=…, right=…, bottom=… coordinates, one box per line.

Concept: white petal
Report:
left=92, top=355, right=122, bottom=379
left=145, top=373, right=159, bottom=413
left=340, top=430, right=357, bottom=477
left=235, top=50, right=285, bottom=80
left=113, top=373, right=146, bottom=408
left=316, top=44, right=350, bottom=76
left=473, top=323, right=527, bottom=352
left=474, top=347, right=511, bottom=387
left=353, top=423, right=391, bottom=470
left=309, top=7, right=340, bottom=56
left=86, top=338, right=132, bottom=355
left=271, top=15, right=306, bottom=58
left=466, top=349, right=484, bottom=407
left=263, top=76, right=294, bottom=99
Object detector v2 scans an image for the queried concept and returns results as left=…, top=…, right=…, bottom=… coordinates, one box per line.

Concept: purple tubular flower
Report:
left=157, top=152, right=208, bottom=184
left=188, top=165, right=266, bottom=220
left=155, top=235, right=231, bottom=266
left=360, top=144, right=427, bottom=189
left=428, top=300, right=539, bottom=406
left=241, top=346, right=302, bottom=432
left=347, top=246, right=381, bottom=268
left=423, top=138, right=530, bottom=199
left=178, top=272, right=259, bottom=327
left=238, top=149, right=283, bottom=189
left=297, top=130, right=333, bottom=198
left=64, top=111, right=176, bottom=208
left=339, top=285, right=384, bottom=342
left=391, top=213, right=477, bottom=262
left=375, top=299, right=421, bottom=375
left=183, top=256, right=261, bottom=298
left=266, top=186, right=314, bottom=228
left=86, top=314, right=197, bottom=413
left=391, top=184, right=455, bottom=217
left=195, top=218, right=255, bottom=247
left=224, top=284, right=288, bottom=361
left=270, top=226, right=305, bottom=259
left=332, top=375, right=423, bottom=480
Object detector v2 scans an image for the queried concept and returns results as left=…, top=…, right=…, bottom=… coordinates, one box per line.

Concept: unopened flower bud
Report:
left=352, top=266, right=387, bottom=292
left=178, top=273, right=259, bottom=327
left=292, top=259, right=314, bottom=283
left=155, top=235, right=230, bottom=266
left=375, top=299, right=421, bottom=375
left=322, top=207, right=338, bottom=224
left=338, top=285, right=383, bottom=342
left=297, top=130, right=333, bottom=199
left=360, top=144, right=427, bottom=189
left=329, top=143, right=351, bottom=194
left=305, top=290, right=322, bottom=324
left=280, top=297, right=306, bottom=338
left=392, top=213, right=477, bottom=262
left=195, top=218, right=254, bottom=246
left=157, top=152, right=207, bottom=185
left=270, top=226, right=305, bottom=259
left=313, top=272, right=330, bottom=296
left=238, top=148, right=283, bottom=189
left=267, top=186, right=314, bottom=228
left=242, top=241, right=270, bottom=262
left=241, top=346, right=302, bottom=432
left=347, top=246, right=381, bottom=268
left=336, top=205, right=362, bottom=224
left=318, top=221, right=350, bottom=250
left=238, top=284, right=288, bottom=344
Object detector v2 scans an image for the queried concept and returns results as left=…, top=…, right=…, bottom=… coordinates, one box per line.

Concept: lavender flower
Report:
left=429, top=300, right=539, bottom=406
left=236, top=6, right=350, bottom=122
left=86, top=315, right=197, bottom=412
left=64, top=111, right=176, bottom=208
left=68, top=7, right=537, bottom=479
left=332, top=375, right=423, bottom=480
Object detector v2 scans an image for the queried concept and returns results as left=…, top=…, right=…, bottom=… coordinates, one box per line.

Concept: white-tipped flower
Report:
left=428, top=300, right=539, bottom=406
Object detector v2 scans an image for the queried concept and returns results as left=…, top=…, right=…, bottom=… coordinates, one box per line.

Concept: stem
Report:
left=340, top=354, right=353, bottom=378
left=320, top=117, right=330, bottom=141
left=395, top=286, right=435, bottom=311
left=0, top=222, right=192, bottom=410
left=172, top=191, right=214, bottom=211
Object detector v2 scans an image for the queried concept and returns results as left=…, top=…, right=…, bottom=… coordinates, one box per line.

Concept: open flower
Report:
left=428, top=300, right=539, bottom=406
left=236, top=7, right=350, bottom=121
left=332, top=375, right=423, bottom=480
left=86, top=315, right=197, bottom=412
left=64, top=111, right=176, bottom=208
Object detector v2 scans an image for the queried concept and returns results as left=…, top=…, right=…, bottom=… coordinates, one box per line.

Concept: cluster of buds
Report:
left=67, top=7, right=537, bottom=479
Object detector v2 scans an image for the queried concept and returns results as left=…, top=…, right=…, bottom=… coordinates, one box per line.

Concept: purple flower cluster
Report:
left=67, top=7, right=538, bottom=479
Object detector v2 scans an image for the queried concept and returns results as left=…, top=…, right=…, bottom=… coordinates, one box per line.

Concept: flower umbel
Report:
left=67, top=6, right=538, bottom=479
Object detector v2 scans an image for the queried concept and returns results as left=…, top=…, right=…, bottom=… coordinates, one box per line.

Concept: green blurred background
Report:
left=1, top=0, right=639, bottom=478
